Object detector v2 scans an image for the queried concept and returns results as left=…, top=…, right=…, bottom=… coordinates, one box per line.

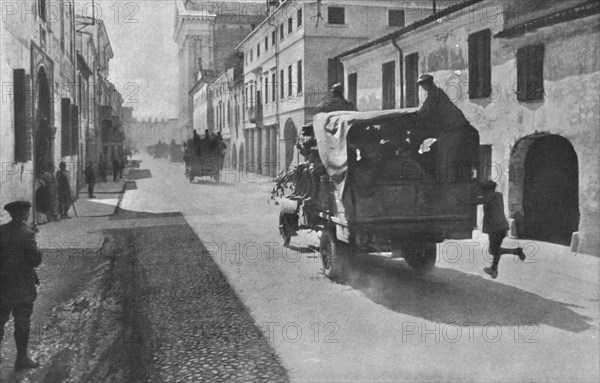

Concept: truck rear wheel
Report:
left=320, top=230, right=350, bottom=283
left=403, top=242, right=437, bottom=273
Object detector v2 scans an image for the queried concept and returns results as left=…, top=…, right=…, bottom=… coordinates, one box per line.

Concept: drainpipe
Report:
left=391, top=39, right=404, bottom=108
left=267, top=14, right=280, bottom=177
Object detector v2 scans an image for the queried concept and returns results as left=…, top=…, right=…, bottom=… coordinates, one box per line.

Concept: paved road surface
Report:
left=121, top=155, right=599, bottom=382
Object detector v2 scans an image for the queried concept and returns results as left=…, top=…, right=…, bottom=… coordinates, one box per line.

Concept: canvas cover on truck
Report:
left=312, top=109, right=419, bottom=185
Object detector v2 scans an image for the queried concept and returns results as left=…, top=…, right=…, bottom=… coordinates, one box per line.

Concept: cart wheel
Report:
left=319, top=230, right=350, bottom=283
left=403, top=242, right=437, bottom=273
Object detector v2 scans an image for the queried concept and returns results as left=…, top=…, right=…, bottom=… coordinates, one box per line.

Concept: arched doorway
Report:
left=36, top=67, right=52, bottom=172
left=283, top=118, right=297, bottom=171
left=510, top=134, right=579, bottom=245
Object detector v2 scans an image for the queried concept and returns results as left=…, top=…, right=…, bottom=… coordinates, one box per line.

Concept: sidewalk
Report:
left=35, top=179, right=127, bottom=251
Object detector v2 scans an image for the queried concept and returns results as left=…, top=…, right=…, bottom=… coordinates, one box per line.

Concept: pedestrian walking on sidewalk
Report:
left=0, top=200, right=42, bottom=371
left=85, top=161, right=97, bottom=198
left=56, top=161, right=72, bottom=219
left=476, top=180, right=526, bottom=279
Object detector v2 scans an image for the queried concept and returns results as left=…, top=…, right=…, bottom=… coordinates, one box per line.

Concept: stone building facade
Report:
left=235, top=0, right=433, bottom=178
left=173, top=0, right=265, bottom=134
left=336, top=0, right=599, bottom=254
left=1, top=0, right=78, bottom=222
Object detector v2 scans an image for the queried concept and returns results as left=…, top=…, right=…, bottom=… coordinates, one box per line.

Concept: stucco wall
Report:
left=338, top=3, right=599, bottom=254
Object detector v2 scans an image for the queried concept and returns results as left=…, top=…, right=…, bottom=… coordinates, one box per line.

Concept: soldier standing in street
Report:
left=0, top=200, right=42, bottom=370
left=85, top=161, right=97, bottom=198
left=55, top=161, right=72, bottom=219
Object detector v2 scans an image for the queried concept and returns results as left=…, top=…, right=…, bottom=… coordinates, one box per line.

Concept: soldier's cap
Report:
left=4, top=200, right=31, bottom=215
left=301, top=123, right=314, bottom=135
left=480, top=180, right=497, bottom=191
left=417, top=74, right=434, bottom=84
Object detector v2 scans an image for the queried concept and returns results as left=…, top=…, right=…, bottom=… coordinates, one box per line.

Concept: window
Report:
left=479, top=145, right=492, bottom=181
left=280, top=69, right=285, bottom=98
left=389, top=10, right=405, bottom=27
left=39, top=0, right=46, bottom=21
left=70, top=104, right=79, bottom=155
left=328, top=6, right=345, bottom=24
left=264, top=75, right=269, bottom=104
left=327, top=58, right=344, bottom=88
left=280, top=24, right=284, bottom=40
left=257, top=43, right=260, bottom=57
left=272, top=30, right=276, bottom=45
left=297, top=60, right=303, bottom=94
left=61, top=99, right=70, bottom=156
left=297, top=8, right=302, bottom=27
left=227, top=101, right=231, bottom=125
left=60, top=0, right=65, bottom=50
left=405, top=52, right=419, bottom=107
left=348, top=72, right=357, bottom=107
left=272, top=72, right=276, bottom=102
left=288, top=17, right=293, bottom=33
left=468, top=29, right=491, bottom=99
left=250, top=49, right=253, bottom=62
left=250, top=24, right=256, bottom=29
left=288, top=65, right=293, bottom=97
left=13, top=69, right=31, bottom=162
left=517, top=44, right=545, bottom=102
left=382, top=61, right=396, bottom=110
left=265, top=36, right=268, bottom=51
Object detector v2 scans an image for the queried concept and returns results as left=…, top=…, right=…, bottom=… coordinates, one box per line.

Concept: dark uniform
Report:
left=476, top=181, right=525, bottom=279
left=85, top=162, right=98, bottom=198
left=0, top=200, right=42, bottom=370
left=316, top=83, right=357, bottom=113
left=56, top=162, right=72, bottom=218
left=416, top=74, right=479, bottom=182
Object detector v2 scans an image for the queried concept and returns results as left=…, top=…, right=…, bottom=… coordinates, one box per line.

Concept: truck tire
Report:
left=320, top=230, right=350, bottom=283
left=403, top=242, right=437, bottom=273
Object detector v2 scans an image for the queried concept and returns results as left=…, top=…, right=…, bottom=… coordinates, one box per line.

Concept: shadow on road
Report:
left=190, top=179, right=233, bottom=186
left=340, top=254, right=592, bottom=333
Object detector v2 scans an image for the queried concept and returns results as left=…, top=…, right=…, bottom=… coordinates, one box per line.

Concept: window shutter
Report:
left=482, top=30, right=491, bottom=97
left=382, top=61, right=396, bottom=110
left=61, top=98, right=71, bottom=157
left=516, top=47, right=527, bottom=101
left=70, top=104, right=79, bottom=155
left=14, top=69, right=32, bottom=162
left=533, top=44, right=545, bottom=100
left=347, top=73, right=357, bottom=107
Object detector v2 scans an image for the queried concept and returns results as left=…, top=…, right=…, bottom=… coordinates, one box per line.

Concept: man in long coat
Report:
left=415, top=74, right=479, bottom=182
left=56, top=161, right=72, bottom=218
left=0, top=200, right=42, bottom=370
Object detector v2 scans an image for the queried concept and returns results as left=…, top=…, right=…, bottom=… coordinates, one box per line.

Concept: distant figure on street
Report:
left=476, top=180, right=526, bottom=279
left=84, top=161, right=97, bottom=198
left=0, top=200, right=42, bottom=371
left=192, top=130, right=202, bottom=156
left=36, top=162, right=59, bottom=222
left=316, top=83, right=357, bottom=113
left=99, top=155, right=108, bottom=182
left=119, top=158, right=125, bottom=179
left=113, top=158, right=120, bottom=182
left=415, top=74, right=479, bottom=182
left=55, top=161, right=72, bottom=219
